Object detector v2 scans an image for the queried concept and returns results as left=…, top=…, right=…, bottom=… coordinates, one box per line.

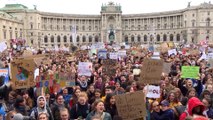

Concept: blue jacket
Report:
left=151, top=109, right=174, bottom=120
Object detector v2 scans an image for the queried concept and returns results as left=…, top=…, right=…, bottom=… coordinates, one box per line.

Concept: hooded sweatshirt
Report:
left=179, top=97, right=206, bottom=120
left=30, top=96, right=53, bottom=120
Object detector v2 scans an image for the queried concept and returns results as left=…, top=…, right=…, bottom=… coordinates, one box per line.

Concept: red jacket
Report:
left=179, top=97, right=206, bottom=120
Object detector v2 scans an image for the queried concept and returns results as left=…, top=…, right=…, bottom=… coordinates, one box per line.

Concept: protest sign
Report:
left=23, top=50, right=33, bottom=57
left=151, top=52, right=160, bottom=59
left=98, top=49, right=107, bottom=59
left=115, top=91, right=146, bottom=120
left=163, top=62, right=171, bottom=74
left=57, top=72, right=75, bottom=87
left=11, top=59, right=36, bottom=89
left=118, top=50, right=127, bottom=58
left=181, top=66, right=200, bottom=79
left=209, top=59, right=213, bottom=68
left=208, top=53, right=213, bottom=59
left=0, top=69, right=9, bottom=85
left=168, top=49, right=177, bottom=56
left=189, top=49, right=200, bottom=55
left=140, top=59, right=163, bottom=84
left=133, top=69, right=141, bottom=76
left=145, top=85, right=161, bottom=98
left=0, top=41, right=7, bottom=53
left=78, top=62, right=92, bottom=76
left=109, top=52, right=118, bottom=59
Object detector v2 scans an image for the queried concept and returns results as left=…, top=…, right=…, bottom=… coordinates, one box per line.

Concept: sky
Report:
left=0, top=0, right=212, bottom=14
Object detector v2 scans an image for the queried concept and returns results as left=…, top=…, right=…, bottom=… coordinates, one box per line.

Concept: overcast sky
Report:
left=0, top=0, right=212, bottom=14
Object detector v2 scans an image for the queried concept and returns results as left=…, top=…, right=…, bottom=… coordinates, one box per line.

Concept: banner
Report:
left=0, top=69, right=9, bottom=86
left=181, top=66, right=200, bottom=79
left=115, top=91, right=146, bottom=120
left=140, top=59, right=163, bottom=84
left=109, top=52, right=118, bottom=59
left=78, top=62, right=92, bottom=76
left=145, top=85, right=160, bottom=98
left=11, top=59, right=36, bottom=89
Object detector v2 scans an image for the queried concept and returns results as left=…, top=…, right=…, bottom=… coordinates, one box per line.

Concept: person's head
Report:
left=206, top=84, right=213, bottom=93
left=174, top=88, right=182, bottom=97
left=60, top=107, right=69, bottom=120
left=187, top=97, right=205, bottom=116
left=186, top=79, right=193, bottom=88
left=115, top=82, right=121, bottom=89
left=160, top=100, right=170, bottom=111
left=78, top=92, right=88, bottom=105
left=21, top=90, right=29, bottom=100
left=62, top=88, right=68, bottom=95
left=94, top=89, right=101, bottom=98
left=125, top=86, right=135, bottom=93
left=151, top=101, right=160, bottom=112
left=38, top=112, right=48, bottom=120
left=80, top=76, right=87, bottom=82
left=105, top=86, right=114, bottom=95
left=37, top=96, right=46, bottom=108
left=8, top=91, right=17, bottom=102
left=105, top=93, right=116, bottom=107
left=201, top=90, right=210, bottom=99
left=202, top=98, right=212, bottom=109
left=74, top=88, right=81, bottom=98
left=93, top=99, right=105, bottom=113
left=187, top=88, right=197, bottom=98
left=14, top=96, right=25, bottom=107
left=56, top=94, right=64, bottom=105
left=88, top=85, right=95, bottom=93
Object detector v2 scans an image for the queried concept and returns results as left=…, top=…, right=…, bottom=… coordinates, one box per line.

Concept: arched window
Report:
left=157, top=34, right=160, bottom=41
left=163, top=34, right=167, bottom=41
left=51, top=36, right=54, bottom=43
left=89, top=36, right=92, bottom=42
left=57, top=35, right=61, bottom=42
left=125, top=35, right=128, bottom=43
left=131, top=35, right=134, bottom=42
left=44, top=35, right=48, bottom=43
left=70, top=36, right=73, bottom=42
left=144, top=35, right=147, bottom=42
left=137, top=35, right=141, bottom=42
left=76, top=36, right=80, bottom=42
left=63, top=36, right=67, bottom=43
left=82, top=36, right=86, bottom=42
left=95, top=35, right=99, bottom=42
left=170, top=34, right=174, bottom=41
left=176, top=34, right=180, bottom=41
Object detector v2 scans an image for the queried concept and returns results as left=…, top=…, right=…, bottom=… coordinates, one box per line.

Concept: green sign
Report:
left=181, top=66, right=200, bottom=79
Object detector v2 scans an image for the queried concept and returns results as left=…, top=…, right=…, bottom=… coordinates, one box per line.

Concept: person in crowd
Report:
left=51, top=94, right=70, bottom=120
left=30, top=96, right=54, bottom=120
left=160, top=100, right=175, bottom=120
left=200, top=90, right=211, bottom=100
left=174, top=88, right=184, bottom=102
left=186, top=88, right=198, bottom=99
left=22, top=90, right=34, bottom=109
left=166, top=91, right=182, bottom=108
left=94, top=77, right=104, bottom=90
left=86, top=99, right=112, bottom=120
left=60, top=107, right=70, bottom=120
left=164, top=76, right=175, bottom=93
left=150, top=100, right=161, bottom=120
left=14, top=96, right=29, bottom=116
left=6, top=91, right=17, bottom=111
left=70, top=92, right=91, bottom=119
left=173, top=97, right=188, bottom=119
left=104, top=93, right=118, bottom=119
left=69, top=88, right=81, bottom=108
left=6, top=110, right=16, bottom=120
left=62, top=88, right=71, bottom=105
left=114, top=82, right=125, bottom=95
left=179, top=97, right=206, bottom=120
left=38, top=112, right=49, bottom=120
left=90, top=89, right=102, bottom=104
left=101, top=86, right=114, bottom=102
left=87, top=85, right=95, bottom=104
left=202, top=98, right=213, bottom=119
left=76, top=76, right=93, bottom=91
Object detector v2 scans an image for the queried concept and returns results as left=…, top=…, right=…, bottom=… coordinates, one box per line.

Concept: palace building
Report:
left=0, top=2, right=213, bottom=48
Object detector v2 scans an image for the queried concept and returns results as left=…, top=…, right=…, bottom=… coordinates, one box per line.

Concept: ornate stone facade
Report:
left=0, top=2, right=213, bottom=47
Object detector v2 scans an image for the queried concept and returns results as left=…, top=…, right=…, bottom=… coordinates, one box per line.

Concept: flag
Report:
left=71, top=26, right=77, bottom=46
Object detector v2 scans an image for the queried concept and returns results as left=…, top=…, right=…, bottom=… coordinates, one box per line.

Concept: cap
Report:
left=161, top=100, right=170, bottom=106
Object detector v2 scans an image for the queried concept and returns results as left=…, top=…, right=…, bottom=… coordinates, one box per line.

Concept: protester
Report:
left=60, top=107, right=70, bottom=120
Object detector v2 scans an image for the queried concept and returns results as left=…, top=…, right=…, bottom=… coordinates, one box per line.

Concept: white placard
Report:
left=109, top=52, right=118, bottom=59
left=168, top=49, right=177, bottom=56
left=152, top=52, right=160, bottom=59
left=118, top=50, right=126, bottom=57
left=0, top=41, right=7, bottom=52
left=146, top=85, right=160, bottom=98
left=78, top=62, right=92, bottom=76
left=199, top=53, right=207, bottom=60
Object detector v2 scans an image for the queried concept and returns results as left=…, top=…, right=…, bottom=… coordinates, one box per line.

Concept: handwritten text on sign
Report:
left=181, top=66, right=200, bottom=79
left=146, top=85, right=160, bottom=98
left=140, top=59, right=163, bottom=84
left=115, top=91, right=146, bottom=120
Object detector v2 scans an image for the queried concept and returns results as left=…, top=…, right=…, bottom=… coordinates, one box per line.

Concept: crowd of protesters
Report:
left=0, top=42, right=213, bottom=120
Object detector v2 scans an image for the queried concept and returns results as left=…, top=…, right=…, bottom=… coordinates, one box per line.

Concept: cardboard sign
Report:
left=115, top=91, right=146, bottom=120
left=189, top=49, right=200, bottom=55
left=98, top=49, right=107, bottom=59
left=181, top=66, right=200, bottom=79
left=140, top=59, right=163, bottom=84
left=11, top=59, right=35, bottom=89
left=55, top=72, right=75, bottom=87
left=133, top=69, right=141, bottom=75
left=0, top=69, right=9, bottom=85
left=163, top=62, right=172, bottom=74
left=78, top=62, right=92, bottom=76
left=146, top=85, right=161, bottom=98
left=109, top=52, right=118, bottom=59
left=23, top=50, right=33, bottom=57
